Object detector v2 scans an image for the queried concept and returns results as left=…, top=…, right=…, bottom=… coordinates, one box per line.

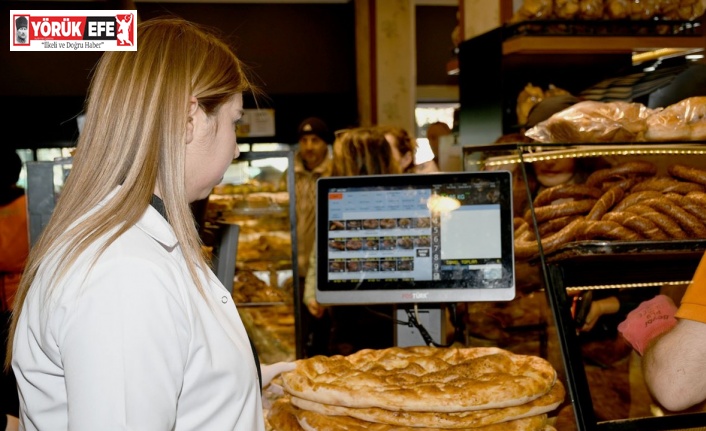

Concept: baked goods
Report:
left=668, top=164, right=706, bottom=186
left=514, top=161, right=706, bottom=260
left=533, top=183, right=603, bottom=207
left=631, top=177, right=705, bottom=194
left=645, top=96, right=706, bottom=142
left=268, top=399, right=551, bottom=431
left=585, top=186, right=624, bottom=221
left=525, top=101, right=653, bottom=143
left=270, top=346, right=562, bottom=431
left=602, top=211, right=668, bottom=240
left=514, top=218, right=584, bottom=259
left=524, top=199, right=597, bottom=223
left=585, top=161, right=657, bottom=188
left=281, top=346, right=557, bottom=412
left=574, top=220, right=642, bottom=241
left=289, top=381, right=563, bottom=429
left=510, top=0, right=700, bottom=21
left=524, top=97, right=706, bottom=144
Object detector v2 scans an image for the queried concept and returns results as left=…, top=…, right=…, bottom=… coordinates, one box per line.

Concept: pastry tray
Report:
left=504, top=19, right=702, bottom=39
left=542, top=239, right=706, bottom=289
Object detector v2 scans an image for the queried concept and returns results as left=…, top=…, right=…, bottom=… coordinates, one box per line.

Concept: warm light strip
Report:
left=479, top=147, right=706, bottom=167
left=565, top=280, right=691, bottom=292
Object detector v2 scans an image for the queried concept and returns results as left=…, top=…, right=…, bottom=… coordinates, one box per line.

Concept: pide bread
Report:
left=289, top=380, right=564, bottom=429
left=295, top=409, right=549, bottom=431
left=269, top=346, right=563, bottom=430
left=280, top=346, right=557, bottom=413
left=269, top=398, right=550, bottom=431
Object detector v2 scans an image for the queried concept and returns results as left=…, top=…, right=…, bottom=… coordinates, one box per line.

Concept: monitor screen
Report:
left=315, top=171, right=515, bottom=305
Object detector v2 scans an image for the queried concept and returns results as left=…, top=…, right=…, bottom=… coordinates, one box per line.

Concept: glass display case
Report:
left=462, top=141, right=706, bottom=431
left=25, top=157, right=73, bottom=246
left=204, top=150, right=301, bottom=364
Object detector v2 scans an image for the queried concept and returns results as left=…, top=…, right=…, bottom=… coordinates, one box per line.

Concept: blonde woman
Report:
left=8, top=17, right=290, bottom=430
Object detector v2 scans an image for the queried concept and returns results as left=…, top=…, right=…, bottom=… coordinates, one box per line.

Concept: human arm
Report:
left=642, top=318, right=706, bottom=411
left=304, top=249, right=325, bottom=318
left=4, top=415, right=17, bottom=431
left=580, top=295, right=620, bottom=332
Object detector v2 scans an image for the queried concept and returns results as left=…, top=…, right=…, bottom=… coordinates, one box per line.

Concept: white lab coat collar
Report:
left=97, top=187, right=179, bottom=250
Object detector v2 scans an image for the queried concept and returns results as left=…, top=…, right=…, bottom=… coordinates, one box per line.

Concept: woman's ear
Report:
left=186, top=96, right=199, bottom=145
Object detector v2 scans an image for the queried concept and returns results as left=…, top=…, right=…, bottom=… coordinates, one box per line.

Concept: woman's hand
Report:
left=5, top=414, right=18, bottom=431
left=306, top=298, right=326, bottom=318
left=260, top=361, right=297, bottom=389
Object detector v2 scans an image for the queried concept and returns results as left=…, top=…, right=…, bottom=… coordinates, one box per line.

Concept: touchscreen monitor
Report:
left=315, top=171, right=515, bottom=305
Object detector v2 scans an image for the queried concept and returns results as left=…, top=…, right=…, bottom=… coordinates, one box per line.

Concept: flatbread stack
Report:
left=267, top=346, right=564, bottom=431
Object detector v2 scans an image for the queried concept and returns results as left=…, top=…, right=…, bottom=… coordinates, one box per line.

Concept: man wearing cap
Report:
left=15, top=16, right=28, bottom=44
left=292, top=117, right=333, bottom=356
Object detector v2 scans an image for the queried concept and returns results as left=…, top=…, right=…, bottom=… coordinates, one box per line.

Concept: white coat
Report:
left=13, top=196, right=264, bottom=430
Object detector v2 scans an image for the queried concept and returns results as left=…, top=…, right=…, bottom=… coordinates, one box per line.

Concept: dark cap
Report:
left=16, top=16, right=28, bottom=29
left=297, top=117, right=333, bottom=144
left=526, top=95, right=581, bottom=128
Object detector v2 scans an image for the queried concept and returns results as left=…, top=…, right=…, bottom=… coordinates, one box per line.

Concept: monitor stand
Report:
left=393, top=305, right=446, bottom=347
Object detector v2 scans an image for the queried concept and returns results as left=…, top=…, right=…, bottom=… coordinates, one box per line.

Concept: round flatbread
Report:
left=289, top=380, right=564, bottom=429
left=281, top=346, right=557, bottom=413
left=296, top=408, right=548, bottom=431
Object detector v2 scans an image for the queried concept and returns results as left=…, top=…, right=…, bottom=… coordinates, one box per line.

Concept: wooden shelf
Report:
left=502, top=35, right=706, bottom=55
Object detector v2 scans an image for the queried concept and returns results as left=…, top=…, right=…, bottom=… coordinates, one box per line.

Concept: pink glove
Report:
left=618, top=295, right=678, bottom=356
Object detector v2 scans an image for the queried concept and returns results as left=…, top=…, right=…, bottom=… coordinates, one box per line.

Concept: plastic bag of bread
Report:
left=525, top=100, right=655, bottom=143
left=510, top=0, right=553, bottom=23
left=645, top=96, right=706, bottom=142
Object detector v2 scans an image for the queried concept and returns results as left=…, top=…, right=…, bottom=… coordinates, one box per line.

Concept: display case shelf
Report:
left=205, top=150, right=302, bottom=362
left=463, top=141, right=706, bottom=431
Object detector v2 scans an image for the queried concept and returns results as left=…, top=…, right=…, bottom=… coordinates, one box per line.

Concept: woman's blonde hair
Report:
left=331, top=127, right=401, bottom=177
left=7, top=17, right=253, bottom=368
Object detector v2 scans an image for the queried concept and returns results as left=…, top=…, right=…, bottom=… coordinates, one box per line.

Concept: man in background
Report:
left=293, top=117, right=333, bottom=356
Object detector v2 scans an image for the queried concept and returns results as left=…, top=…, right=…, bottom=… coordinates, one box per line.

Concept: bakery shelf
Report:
left=502, top=19, right=705, bottom=55
left=503, top=35, right=706, bottom=55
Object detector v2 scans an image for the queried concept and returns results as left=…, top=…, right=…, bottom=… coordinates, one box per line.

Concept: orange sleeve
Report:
left=676, top=254, right=706, bottom=324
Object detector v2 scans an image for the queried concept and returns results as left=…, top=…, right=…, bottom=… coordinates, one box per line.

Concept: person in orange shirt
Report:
left=0, top=148, right=25, bottom=430
left=619, top=257, right=706, bottom=412
left=0, top=149, right=28, bottom=310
